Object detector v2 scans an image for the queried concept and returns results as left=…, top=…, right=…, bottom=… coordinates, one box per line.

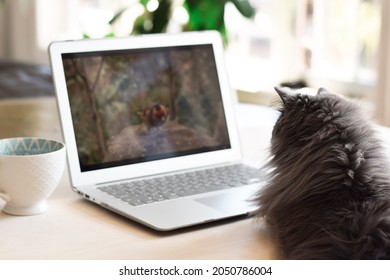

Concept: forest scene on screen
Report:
left=63, top=46, right=230, bottom=170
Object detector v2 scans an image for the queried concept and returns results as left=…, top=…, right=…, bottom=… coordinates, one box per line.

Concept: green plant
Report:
left=113, top=0, right=255, bottom=44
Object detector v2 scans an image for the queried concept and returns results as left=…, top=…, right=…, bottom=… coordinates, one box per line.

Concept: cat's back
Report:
left=256, top=88, right=390, bottom=259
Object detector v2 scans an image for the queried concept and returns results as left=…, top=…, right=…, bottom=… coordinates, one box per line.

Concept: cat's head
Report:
left=271, top=86, right=360, bottom=154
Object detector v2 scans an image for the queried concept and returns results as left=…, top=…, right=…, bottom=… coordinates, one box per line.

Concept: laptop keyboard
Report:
left=97, top=164, right=260, bottom=206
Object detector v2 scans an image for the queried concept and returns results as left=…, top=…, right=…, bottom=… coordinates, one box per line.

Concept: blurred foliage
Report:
left=182, top=0, right=255, bottom=44
left=111, top=0, right=255, bottom=44
left=132, top=0, right=172, bottom=34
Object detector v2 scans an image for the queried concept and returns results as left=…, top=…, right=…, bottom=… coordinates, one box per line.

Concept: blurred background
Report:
left=1, top=0, right=390, bottom=126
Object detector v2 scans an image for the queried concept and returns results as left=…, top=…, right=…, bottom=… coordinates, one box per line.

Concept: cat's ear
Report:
left=317, top=87, right=330, bottom=95
left=274, top=86, right=292, bottom=105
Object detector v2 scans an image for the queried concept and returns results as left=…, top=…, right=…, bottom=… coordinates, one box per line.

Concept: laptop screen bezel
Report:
left=49, top=31, right=242, bottom=187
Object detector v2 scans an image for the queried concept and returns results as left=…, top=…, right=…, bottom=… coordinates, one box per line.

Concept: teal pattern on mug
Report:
left=0, top=138, right=64, bottom=156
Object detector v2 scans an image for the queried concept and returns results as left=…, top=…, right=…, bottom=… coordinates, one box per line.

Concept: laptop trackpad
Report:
left=195, top=191, right=256, bottom=214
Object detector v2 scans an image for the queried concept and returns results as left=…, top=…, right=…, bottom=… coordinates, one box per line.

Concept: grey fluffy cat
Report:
left=255, top=87, right=390, bottom=259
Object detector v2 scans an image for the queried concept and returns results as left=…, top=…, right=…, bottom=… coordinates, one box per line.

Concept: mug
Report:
left=0, top=137, right=66, bottom=215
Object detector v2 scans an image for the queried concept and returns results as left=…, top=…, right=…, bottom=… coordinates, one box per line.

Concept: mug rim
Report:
left=0, top=137, right=65, bottom=157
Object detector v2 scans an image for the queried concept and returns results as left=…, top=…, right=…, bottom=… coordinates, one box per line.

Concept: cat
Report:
left=254, top=86, right=390, bottom=259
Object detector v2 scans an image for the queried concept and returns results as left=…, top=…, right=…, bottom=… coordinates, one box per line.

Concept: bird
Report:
left=138, top=103, right=169, bottom=130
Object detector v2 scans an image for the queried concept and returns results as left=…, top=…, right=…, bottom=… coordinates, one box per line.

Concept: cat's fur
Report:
left=254, top=87, right=390, bottom=259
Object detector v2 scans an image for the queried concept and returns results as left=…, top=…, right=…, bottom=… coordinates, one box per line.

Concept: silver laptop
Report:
left=49, top=31, right=263, bottom=231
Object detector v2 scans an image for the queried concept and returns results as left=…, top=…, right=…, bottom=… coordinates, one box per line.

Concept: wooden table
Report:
left=0, top=97, right=281, bottom=259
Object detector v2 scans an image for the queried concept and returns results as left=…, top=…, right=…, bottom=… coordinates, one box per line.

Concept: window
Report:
left=225, top=0, right=381, bottom=101
left=299, top=0, right=381, bottom=96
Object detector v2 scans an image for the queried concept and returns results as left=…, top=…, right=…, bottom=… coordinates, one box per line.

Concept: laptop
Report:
left=49, top=31, right=264, bottom=231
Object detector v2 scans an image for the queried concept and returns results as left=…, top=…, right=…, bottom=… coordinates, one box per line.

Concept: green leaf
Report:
left=184, top=0, right=225, bottom=30
left=229, top=0, right=255, bottom=18
left=183, top=0, right=228, bottom=44
left=109, top=7, right=128, bottom=25
left=132, top=14, right=147, bottom=34
left=140, top=0, right=149, bottom=7
left=104, top=32, right=115, bottom=38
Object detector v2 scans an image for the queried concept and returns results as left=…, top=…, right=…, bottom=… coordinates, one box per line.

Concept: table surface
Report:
left=0, top=97, right=283, bottom=260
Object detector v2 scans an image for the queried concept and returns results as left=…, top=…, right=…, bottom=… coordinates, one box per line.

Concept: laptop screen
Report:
left=61, top=44, right=231, bottom=172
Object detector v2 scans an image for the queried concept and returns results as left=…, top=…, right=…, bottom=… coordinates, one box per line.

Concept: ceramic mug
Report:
left=0, top=137, right=66, bottom=215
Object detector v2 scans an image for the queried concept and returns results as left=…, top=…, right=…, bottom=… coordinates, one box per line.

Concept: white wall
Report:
left=0, top=1, right=8, bottom=59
